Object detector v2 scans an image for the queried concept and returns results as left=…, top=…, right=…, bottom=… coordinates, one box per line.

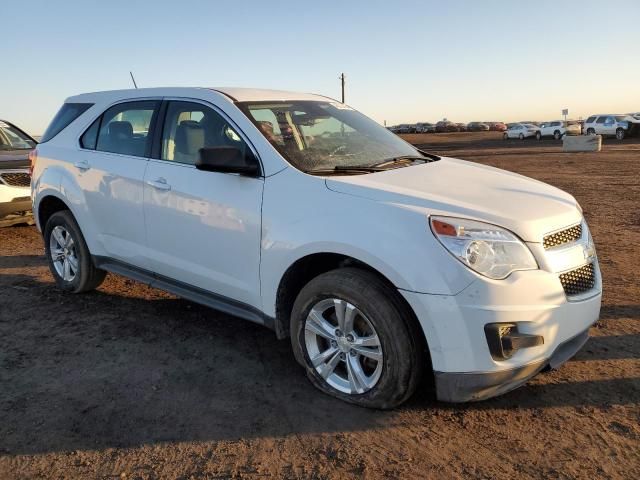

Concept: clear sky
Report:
left=3, top=0, right=639, bottom=134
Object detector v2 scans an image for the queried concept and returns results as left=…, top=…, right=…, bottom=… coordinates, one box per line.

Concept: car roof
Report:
left=66, top=87, right=333, bottom=104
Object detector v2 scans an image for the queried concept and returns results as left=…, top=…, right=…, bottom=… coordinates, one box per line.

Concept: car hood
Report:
left=0, top=149, right=30, bottom=169
left=324, top=157, right=581, bottom=243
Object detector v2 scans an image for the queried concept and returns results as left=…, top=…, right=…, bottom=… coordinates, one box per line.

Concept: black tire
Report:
left=616, top=128, right=625, bottom=140
left=290, top=267, right=424, bottom=409
left=553, top=130, right=561, bottom=140
left=44, top=210, right=106, bottom=293
left=503, top=133, right=508, bottom=140
left=535, top=131, right=542, bottom=140
left=519, top=133, right=524, bottom=140
left=587, top=128, right=595, bottom=135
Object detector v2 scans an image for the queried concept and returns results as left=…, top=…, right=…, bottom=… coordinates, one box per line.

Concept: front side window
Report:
left=161, top=101, right=248, bottom=165
left=238, top=101, right=421, bottom=173
left=595, top=116, right=606, bottom=124
left=0, top=121, right=36, bottom=150
left=95, top=101, right=158, bottom=157
left=585, top=116, right=596, bottom=124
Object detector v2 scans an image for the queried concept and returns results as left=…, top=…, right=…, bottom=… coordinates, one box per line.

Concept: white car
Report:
left=503, top=123, right=540, bottom=140
left=537, top=120, right=581, bottom=140
left=0, top=120, right=36, bottom=218
left=583, top=114, right=632, bottom=140
left=31, top=87, right=601, bottom=408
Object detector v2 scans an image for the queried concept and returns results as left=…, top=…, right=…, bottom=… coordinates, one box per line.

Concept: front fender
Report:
left=259, top=168, right=475, bottom=317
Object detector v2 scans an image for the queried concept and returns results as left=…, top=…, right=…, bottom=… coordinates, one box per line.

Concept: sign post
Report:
left=562, top=108, right=569, bottom=123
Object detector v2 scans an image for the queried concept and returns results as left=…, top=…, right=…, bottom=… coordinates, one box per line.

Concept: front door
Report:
left=143, top=100, right=264, bottom=309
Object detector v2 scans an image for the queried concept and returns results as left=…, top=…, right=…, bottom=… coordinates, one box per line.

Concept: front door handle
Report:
left=74, top=160, right=90, bottom=171
left=146, top=178, right=171, bottom=191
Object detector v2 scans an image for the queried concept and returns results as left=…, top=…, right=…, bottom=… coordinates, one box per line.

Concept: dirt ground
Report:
left=1, top=132, right=638, bottom=479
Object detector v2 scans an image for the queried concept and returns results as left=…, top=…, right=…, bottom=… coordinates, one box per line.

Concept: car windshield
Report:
left=237, top=101, right=425, bottom=174
left=0, top=121, right=36, bottom=150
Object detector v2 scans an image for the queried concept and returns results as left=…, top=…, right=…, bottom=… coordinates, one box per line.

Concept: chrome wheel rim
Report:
left=49, top=226, right=78, bottom=282
left=616, top=130, right=623, bottom=140
left=304, top=298, right=383, bottom=395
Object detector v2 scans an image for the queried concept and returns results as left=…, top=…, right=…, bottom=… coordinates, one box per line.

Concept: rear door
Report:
left=77, top=100, right=160, bottom=267
left=143, top=99, right=264, bottom=309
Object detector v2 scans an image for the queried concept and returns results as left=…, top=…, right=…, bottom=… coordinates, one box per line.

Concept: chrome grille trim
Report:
left=543, top=223, right=582, bottom=249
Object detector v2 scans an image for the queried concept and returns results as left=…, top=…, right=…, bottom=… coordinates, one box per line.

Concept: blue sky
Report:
left=3, top=0, right=639, bottom=134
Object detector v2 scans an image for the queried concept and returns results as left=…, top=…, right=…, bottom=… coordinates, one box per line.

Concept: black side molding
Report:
left=92, top=256, right=275, bottom=330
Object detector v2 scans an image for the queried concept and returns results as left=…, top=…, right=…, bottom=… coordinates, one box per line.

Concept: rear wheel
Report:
left=44, top=210, right=106, bottom=293
left=616, top=128, right=625, bottom=140
left=535, top=131, right=542, bottom=140
left=554, top=130, right=562, bottom=140
left=290, top=268, right=424, bottom=409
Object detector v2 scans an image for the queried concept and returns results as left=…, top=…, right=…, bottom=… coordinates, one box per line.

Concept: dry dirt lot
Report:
left=1, top=132, right=639, bottom=479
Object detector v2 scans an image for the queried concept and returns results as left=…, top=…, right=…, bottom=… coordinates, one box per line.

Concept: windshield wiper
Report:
left=307, top=165, right=386, bottom=175
left=369, top=156, right=429, bottom=169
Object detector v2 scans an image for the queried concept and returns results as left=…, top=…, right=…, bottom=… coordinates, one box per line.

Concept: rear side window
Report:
left=40, top=103, right=93, bottom=143
left=95, top=101, right=159, bottom=157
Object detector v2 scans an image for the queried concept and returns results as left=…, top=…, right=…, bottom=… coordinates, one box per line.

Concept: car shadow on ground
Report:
left=0, top=270, right=638, bottom=456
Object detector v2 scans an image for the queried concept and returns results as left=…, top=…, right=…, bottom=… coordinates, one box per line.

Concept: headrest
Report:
left=175, top=120, right=205, bottom=155
left=108, top=121, right=133, bottom=138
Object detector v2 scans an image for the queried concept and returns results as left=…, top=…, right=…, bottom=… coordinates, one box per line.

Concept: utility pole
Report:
left=339, top=73, right=345, bottom=103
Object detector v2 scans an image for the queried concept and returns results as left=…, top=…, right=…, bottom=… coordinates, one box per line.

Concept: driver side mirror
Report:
left=196, top=146, right=260, bottom=177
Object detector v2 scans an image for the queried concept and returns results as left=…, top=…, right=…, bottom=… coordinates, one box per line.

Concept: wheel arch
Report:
left=273, top=252, right=431, bottom=372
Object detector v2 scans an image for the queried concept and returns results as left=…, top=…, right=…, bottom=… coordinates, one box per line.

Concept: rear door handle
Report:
left=146, top=178, right=171, bottom=191
left=74, top=160, right=90, bottom=171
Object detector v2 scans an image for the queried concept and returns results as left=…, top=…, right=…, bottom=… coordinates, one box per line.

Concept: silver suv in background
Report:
left=583, top=114, right=636, bottom=140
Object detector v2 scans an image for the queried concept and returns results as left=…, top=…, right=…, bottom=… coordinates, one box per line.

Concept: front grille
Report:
left=543, top=224, right=582, bottom=249
left=559, top=263, right=595, bottom=296
left=0, top=172, right=31, bottom=187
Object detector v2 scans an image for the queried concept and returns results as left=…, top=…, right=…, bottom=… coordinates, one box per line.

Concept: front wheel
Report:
left=587, top=128, right=596, bottom=135
left=44, top=210, right=106, bottom=293
left=503, top=132, right=509, bottom=140
left=290, top=268, right=424, bottom=409
left=536, top=131, right=542, bottom=140
left=616, top=128, right=625, bottom=140
left=554, top=130, right=562, bottom=140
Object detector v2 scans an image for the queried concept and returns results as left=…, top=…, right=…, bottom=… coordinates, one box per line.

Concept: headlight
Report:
left=430, top=216, right=538, bottom=279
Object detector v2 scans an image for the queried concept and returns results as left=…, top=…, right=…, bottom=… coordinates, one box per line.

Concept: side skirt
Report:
left=92, top=256, right=275, bottom=330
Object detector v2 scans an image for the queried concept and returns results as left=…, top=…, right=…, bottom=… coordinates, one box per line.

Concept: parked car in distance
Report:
left=395, top=124, right=412, bottom=134
left=435, top=120, right=458, bottom=132
left=415, top=122, right=435, bottom=133
left=583, top=114, right=633, bottom=140
left=536, top=120, right=581, bottom=140
left=455, top=123, right=467, bottom=132
left=487, top=122, right=507, bottom=132
left=0, top=119, right=37, bottom=217
left=504, top=123, right=540, bottom=140
left=467, top=122, right=490, bottom=132
left=32, top=87, right=601, bottom=409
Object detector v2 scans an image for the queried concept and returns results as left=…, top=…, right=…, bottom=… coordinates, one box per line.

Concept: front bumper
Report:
left=400, top=258, right=602, bottom=402
left=434, top=327, right=590, bottom=402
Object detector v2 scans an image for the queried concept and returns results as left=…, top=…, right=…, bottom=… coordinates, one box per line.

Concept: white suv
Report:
left=31, top=88, right=602, bottom=408
left=537, top=121, right=581, bottom=140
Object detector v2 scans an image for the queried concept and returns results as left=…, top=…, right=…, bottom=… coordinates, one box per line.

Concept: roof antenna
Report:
left=129, top=71, right=138, bottom=89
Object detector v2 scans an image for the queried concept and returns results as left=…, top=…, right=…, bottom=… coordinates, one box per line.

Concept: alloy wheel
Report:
left=49, top=225, right=79, bottom=282
left=304, top=298, right=383, bottom=395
